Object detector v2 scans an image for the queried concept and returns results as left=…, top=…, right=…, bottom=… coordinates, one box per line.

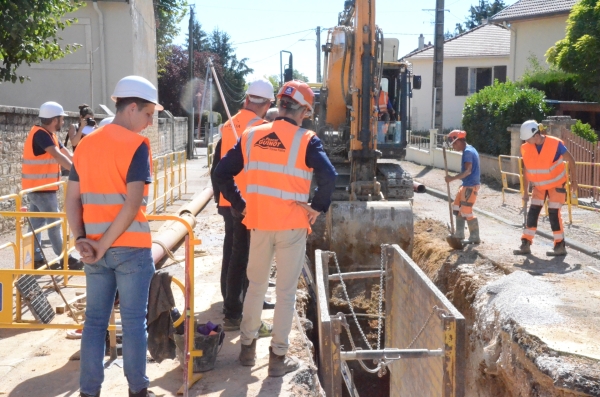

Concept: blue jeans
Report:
left=80, top=247, right=155, bottom=395
left=27, top=192, right=64, bottom=261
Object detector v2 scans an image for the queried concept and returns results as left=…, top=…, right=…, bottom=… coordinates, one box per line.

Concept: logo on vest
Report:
left=254, top=132, right=286, bottom=151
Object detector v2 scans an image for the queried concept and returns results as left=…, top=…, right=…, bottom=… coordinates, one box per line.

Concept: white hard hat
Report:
left=520, top=120, right=540, bottom=140
left=98, top=116, right=114, bottom=127
left=39, top=102, right=67, bottom=118
left=246, top=78, right=275, bottom=101
left=111, top=75, right=164, bottom=111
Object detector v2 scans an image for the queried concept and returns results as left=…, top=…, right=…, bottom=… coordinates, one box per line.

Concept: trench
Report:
left=296, top=218, right=600, bottom=396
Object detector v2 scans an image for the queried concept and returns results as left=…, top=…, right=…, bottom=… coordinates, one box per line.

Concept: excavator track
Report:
left=377, top=162, right=414, bottom=200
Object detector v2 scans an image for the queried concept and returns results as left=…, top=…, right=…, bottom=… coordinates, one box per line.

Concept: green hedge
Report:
left=518, top=68, right=585, bottom=101
left=200, top=110, right=222, bottom=126
left=572, top=120, right=598, bottom=144
left=462, top=81, right=550, bottom=156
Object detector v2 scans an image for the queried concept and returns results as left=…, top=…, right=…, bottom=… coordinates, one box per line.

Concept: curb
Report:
left=422, top=185, right=600, bottom=260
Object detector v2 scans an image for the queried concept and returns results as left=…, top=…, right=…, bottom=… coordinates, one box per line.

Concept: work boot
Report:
left=68, top=256, right=85, bottom=270
left=454, top=215, right=465, bottom=240
left=223, top=316, right=242, bottom=331
left=546, top=240, right=567, bottom=257
left=239, top=339, right=257, bottom=366
left=268, top=347, right=299, bottom=377
left=128, top=388, right=155, bottom=397
left=80, top=392, right=100, bottom=397
left=465, top=218, right=481, bottom=244
left=258, top=321, right=273, bottom=338
left=513, top=239, right=531, bottom=255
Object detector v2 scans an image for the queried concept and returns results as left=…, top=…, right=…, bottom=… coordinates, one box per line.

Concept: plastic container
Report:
left=174, top=321, right=224, bottom=372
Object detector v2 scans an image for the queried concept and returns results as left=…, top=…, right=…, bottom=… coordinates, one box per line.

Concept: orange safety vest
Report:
left=73, top=124, right=153, bottom=248
left=241, top=120, right=314, bottom=231
left=521, top=135, right=567, bottom=190
left=378, top=91, right=389, bottom=112
left=22, top=126, right=61, bottom=191
left=219, top=109, right=265, bottom=207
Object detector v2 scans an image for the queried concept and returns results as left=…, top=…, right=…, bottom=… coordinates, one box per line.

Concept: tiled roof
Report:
left=403, top=24, right=510, bottom=60
left=490, top=0, right=576, bottom=22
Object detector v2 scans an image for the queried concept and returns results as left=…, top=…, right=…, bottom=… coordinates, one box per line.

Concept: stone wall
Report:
left=0, top=105, right=187, bottom=236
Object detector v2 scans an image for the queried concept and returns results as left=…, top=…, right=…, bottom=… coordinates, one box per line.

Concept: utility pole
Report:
left=431, top=0, right=445, bottom=131
left=187, top=6, right=195, bottom=159
left=316, top=26, right=322, bottom=83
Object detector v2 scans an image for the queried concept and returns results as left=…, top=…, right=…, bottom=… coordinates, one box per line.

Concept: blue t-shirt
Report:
left=536, top=141, right=567, bottom=162
left=461, top=144, right=480, bottom=186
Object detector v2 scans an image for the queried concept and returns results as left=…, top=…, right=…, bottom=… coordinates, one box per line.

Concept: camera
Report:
left=85, top=118, right=96, bottom=127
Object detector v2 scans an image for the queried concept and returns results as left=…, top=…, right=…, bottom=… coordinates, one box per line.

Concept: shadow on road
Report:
left=514, top=256, right=581, bottom=275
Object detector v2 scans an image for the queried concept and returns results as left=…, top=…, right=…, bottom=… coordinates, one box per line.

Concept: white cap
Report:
left=520, top=120, right=540, bottom=140
left=39, top=102, right=68, bottom=118
left=111, top=75, right=164, bottom=111
left=246, top=78, right=275, bottom=101
left=98, top=117, right=114, bottom=127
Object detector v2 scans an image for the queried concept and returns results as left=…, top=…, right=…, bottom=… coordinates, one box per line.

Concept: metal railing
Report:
left=148, top=150, right=188, bottom=214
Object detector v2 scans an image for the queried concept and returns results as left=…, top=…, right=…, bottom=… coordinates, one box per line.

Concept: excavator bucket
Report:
left=307, top=201, right=413, bottom=272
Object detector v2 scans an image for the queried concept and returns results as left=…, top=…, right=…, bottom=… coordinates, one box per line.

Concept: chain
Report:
left=377, top=244, right=385, bottom=350
left=406, top=305, right=439, bottom=349
left=331, top=251, right=372, bottom=349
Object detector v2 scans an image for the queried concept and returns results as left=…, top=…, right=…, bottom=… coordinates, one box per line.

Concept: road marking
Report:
left=589, top=266, right=600, bottom=275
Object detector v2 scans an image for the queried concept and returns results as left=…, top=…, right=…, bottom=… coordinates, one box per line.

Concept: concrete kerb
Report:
left=422, top=186, right=600, bottom=260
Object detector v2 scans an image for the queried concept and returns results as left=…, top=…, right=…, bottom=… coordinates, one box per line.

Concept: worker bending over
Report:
left=210, top=78, right=274, bottom=331
left=514, top=120, right=578, bottom=256
left=67, top=76, right=161, bottom=397
left=214, top=80, right=336, bottom=377
left=445, top=130, right=481, bottom=244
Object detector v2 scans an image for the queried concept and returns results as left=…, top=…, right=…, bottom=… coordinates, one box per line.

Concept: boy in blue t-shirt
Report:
left=445, top=130, right=481, bottom=244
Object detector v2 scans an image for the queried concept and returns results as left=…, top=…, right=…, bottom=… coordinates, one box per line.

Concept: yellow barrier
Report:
left=571, top=161, right=600, bottom=212
left=148, top=151, right=188, bottom=214
left=498, top=155, right=524, bottom=204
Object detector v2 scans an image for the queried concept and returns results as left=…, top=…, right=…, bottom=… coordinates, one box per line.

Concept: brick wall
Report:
left=0, top=105, right=187, bottom=236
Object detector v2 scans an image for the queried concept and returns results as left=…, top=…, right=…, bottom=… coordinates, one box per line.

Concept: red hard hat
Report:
left=276, top=80, right=314, bottom=112
left=448, top=130, right=466, bottom=144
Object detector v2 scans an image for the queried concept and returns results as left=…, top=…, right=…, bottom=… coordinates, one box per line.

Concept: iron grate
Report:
left=15, top=275, right=55, bottom=324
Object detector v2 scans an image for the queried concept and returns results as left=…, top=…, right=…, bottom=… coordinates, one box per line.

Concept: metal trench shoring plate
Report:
left=307, top=200, right=413, bottom=272
left=15, top=275, right=55, bottom=324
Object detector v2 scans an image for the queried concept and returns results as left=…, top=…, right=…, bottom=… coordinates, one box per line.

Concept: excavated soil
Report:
left=411, top=218, right=600, bottom=397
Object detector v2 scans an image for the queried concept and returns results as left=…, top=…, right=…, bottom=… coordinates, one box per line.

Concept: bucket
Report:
left=174, top=322, right=224, bottom=372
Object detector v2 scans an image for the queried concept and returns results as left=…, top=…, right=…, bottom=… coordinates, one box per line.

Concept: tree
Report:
left=185, top=19, right=208, bottom=53
left=546, top=0, right=600, bottom=102
left=447, top=0, right=506, bottom=38
left=292, top=69, right=309, bottom=82
left=154, top=0, right=186, bottom=76
left=0, top=0, right=83, bottom=83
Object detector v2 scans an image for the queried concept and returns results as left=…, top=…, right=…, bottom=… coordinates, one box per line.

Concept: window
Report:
left=455, top=65, right=508, bottom=96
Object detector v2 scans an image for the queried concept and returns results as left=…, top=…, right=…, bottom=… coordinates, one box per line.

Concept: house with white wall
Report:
left=489, top=0, right=577, bottom=81
left=0, top=0, right=157, bottom=114
left=403, top=24, right=510, bottom=132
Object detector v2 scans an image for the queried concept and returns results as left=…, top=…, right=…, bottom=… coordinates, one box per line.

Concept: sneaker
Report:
left=258, top=321, right=272, bottom=338
left=66, top=329, right=83, bottom=339
left=223, top=316, right=242, bottom=331
left=268, top=347, right=299, bottom=377
left=68, top=256, right=85, bottom=270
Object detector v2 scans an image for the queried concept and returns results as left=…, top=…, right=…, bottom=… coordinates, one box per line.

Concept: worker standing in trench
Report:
left=210, top=78, right=276, bottom=332
left=66, top=76, right=162, bottom=397
left=513, top=120, right=578, bottom=256
left=214, top=80, right=336, bottom=377
left=445, top=130, right=481, bottom=244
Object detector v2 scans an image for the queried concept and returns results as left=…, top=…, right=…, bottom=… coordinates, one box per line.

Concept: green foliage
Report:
left=447, top=0, right=506, bottom=38
left=154, top=0, right=187, bottom=76
left=571, top=120, right=598, bottom=144
left=546, top=0, right=600, bottom=102
left=0, top=0, right=83, bottom=83
left=518, top=54, right=585, bottom=101
left=292, top=69, right=309, bottom=82
left=185, top=19, right=208, bottom=53
left=462, top=81, right=550, bottom=156
left=200, top=110, right=222, bottom=126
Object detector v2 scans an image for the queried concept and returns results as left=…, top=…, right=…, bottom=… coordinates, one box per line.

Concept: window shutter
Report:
left=455, top=67, right=468, bottom=96
left=494, top=66, right=507, bottom=83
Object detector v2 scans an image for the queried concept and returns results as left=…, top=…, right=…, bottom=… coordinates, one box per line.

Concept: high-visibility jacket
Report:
left=219, top=109, right=265, bottom=207
left=521, top=135, right=567, bottom=190
left=241, top=120, right=314, bottom=230
left=73, top=124, right=153, bottom=248
left=378, top=91, right=389, bottom=112
left=22, top=126, right=61, bottom=191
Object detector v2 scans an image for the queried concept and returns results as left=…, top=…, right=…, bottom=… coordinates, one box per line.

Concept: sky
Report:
left=173, top=0, right=519, bottom=84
